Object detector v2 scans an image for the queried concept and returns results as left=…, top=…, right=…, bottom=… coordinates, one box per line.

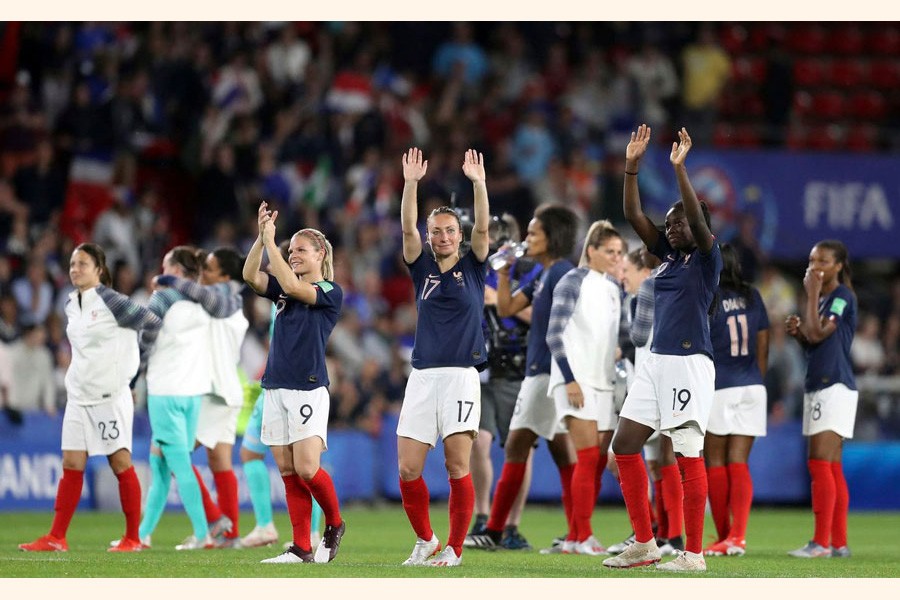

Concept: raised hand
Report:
left=257, top=201, right=278, bottom=244
left=785, top=314, right=802, bottom=338
left=402, top=147, right=428, bottom=182
left=462, top=148, right=485, bottom=183
left=803, top=266, right=824, bottom=298
left=669, top=127, right=693, bottom=166
left=626, top=123, right=652, bottom=163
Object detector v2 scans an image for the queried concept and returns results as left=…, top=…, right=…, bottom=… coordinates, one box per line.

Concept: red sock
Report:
left=558, top=463, right=576, bottom=541
left=830, top=461, right=849, bottom=548
left=116, top=466, right=142, bottom=542
left=653, top=478, right=667, bottom=538
left=707, top=465, right=730, bottom=541
left=447, top=474, right=474, bottom=556
left=808, top=459, right=835, bottom=548
left=573, top=447, right=600, bottom=541
left=660, top=464, right=684, bottom=540
left=193, top=466, right=222, bottom=522
left=593, top=451, right=609, bottom=501
left=282, top=475, right=312, bottom=551
left=50, top=468, right=84, bottom=539
left=678, top=456, right=708, bottom=555
left=486, top=462, right=527, bottom=532
left=305, top=468, right=341, bottom=526
left=616, top=453, right=654, bottom=543
left=213, top=470, right=240, bottom=537
left=399, top=476, right=433, bottom=540
left=727, top=462, right=753, bottom=540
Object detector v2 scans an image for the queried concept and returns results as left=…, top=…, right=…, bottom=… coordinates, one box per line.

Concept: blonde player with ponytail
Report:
left=244, top=202, right=345, bottom=564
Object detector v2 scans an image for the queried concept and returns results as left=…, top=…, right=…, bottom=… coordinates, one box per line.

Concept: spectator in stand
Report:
left=8, top=323, right=57, bottom=416
left=850, top=312, right=886, bottom=375
left=432, top=22, right=489, bottom=87
left=12, top=256, right=54, bottom=327
left=627, top=41, right=680, bottom=131
left=785, top=240, right=858, bottom=559
left=679, top=24, right=731, bottom=146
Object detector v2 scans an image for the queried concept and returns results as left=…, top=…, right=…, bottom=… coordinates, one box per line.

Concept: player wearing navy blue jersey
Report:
left=603, top=126, right=722, bottom=573
left=472, top=204, right=580, bottom=553
left=396, top=148, right=491, bottom=568
left=786, top=240, right=858, bottom=559
left=704, top=243, right=770, bottom=558
left=244, top=202, right=345, bottom=565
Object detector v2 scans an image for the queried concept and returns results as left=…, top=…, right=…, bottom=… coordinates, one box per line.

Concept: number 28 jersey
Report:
left=709, top=287, right=770, bottom=389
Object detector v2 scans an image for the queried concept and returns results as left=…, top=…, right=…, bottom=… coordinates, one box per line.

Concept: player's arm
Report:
left=243, top=202, right=271, bottom=294
left=623, top=123, right=660, bottom=250
left=670, top=127, right=714, bottom=254
left=401, top=147, right=426, bottom=264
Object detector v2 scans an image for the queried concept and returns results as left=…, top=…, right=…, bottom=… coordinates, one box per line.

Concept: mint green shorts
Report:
left=148, top=394, right=203, bottom=449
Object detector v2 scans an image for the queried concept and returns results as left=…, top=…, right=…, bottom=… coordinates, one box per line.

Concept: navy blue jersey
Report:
left=521, top=259, right=575, bottom=376
left=259, top=277, right=342, bottom=391
left=710, top=287, right=770, bottom=389
left=805, top=284, right=857, bottom=392
left=650, top=237, right=722, bottom=359
left=407, top=250, right=488, bottom=369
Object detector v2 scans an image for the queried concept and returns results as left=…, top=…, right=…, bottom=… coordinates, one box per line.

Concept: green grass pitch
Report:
left=2, top=504, right=899, bottom=578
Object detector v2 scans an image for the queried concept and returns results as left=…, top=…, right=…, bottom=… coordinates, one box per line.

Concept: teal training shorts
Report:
left=148, top=394, right=203, bottom=449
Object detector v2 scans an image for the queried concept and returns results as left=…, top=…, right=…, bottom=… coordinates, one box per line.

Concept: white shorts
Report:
left=707, top=385, right=767, bottom=437
left=196, top=394, right=241, bottom=449
left=553, top=384, right=617, bottom=431
left=509, top=374, right=558, bottom=440
left=620, top=353, right=715, bottom=434
left=397, top=367, right=481, bottom=447
left=643, top=430, right=661, bottom=462
left=261, top=387, right=330, bottom=449
left=61, top=388, right=134, bottom=456
left=802, top=383, right=859, bottom=439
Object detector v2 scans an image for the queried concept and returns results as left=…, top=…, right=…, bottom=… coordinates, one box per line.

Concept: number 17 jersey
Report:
left=709, top=287, right=770, bottom=390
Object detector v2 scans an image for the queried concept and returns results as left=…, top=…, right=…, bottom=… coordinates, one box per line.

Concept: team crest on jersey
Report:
left=275, top=294, right=288, bottom=315
left=453, top=271, right=464, bottom=287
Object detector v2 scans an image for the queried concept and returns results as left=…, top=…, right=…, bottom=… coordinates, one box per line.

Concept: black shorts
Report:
left=478, top=378, right=522, bottom=446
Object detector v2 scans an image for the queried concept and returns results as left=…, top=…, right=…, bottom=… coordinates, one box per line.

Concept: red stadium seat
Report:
left=806, top=124, right=844, bottom=151
left=827, top=58, right=868, bottom=87
left=719, top=23, right=748, bottom=54
left=792, top=90, right=814, bottom=117
left=788, top=24, right=828, bottom=54
left=747, top=22, right=787, bottom=52
left=869, top=59, right=900, bottom=89
left=867, top=26, right=900, bottom=55
left=845, top=124, right=879, bottom=152
left=734, top=123, right=763, bottom=148
left=793, top=58, right=826, bottom=87
left=810, top=90, right=846, bottom=120
left=732, top=56, right=767, bottom=85
left=713, top=122, right=737, bottom=147
left=829, top=24, right=865, bottom=55
left=847, top=90, right=888, bottom=120
left=786, top=124, right=808, bottom=150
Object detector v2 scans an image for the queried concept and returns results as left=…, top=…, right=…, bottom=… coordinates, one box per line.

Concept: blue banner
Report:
left=636, top=148, right=898, bottom=259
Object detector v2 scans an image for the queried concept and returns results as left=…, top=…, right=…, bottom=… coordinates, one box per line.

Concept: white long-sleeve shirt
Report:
left=64, top=285, right=162, bottom=406
left=143, top=289, right=212, bottom=397
left=547, top=268, right=621, bottom=393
